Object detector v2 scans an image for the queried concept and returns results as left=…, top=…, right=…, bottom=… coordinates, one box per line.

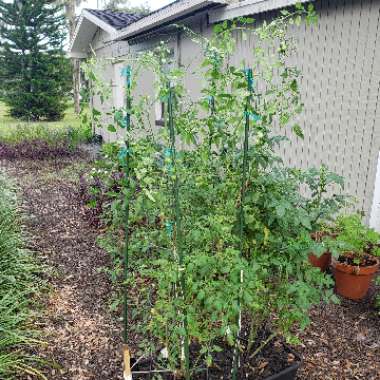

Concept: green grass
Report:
left=0, top=174, right=45, bottom=379
left=0, top=102, right=90, bottom=145
left=0, top=101, right=80, bottom=128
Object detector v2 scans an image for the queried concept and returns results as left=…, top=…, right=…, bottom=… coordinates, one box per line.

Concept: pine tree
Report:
left=0, top=0, right=72, bottom=121
left=104, top=0, right=151, bottom=15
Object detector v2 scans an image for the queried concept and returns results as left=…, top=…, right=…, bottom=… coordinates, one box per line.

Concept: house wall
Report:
left=89, top=0, right=380, bottom=224
left=277, top=0, right=380, bottom=223
left=370, top=153, right=380, bottom=230
left=90, top=30, right=121, bottom=142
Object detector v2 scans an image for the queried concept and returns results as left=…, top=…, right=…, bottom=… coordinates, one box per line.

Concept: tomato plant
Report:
left=81, top=4, right=345, bottom=378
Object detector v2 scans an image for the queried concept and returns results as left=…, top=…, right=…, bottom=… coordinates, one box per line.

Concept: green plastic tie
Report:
left=245, top=68, right=254, bottom=90
left=121, top=65, right=132, bottom=87
left=118, top=147, right=130, bottom=162
left=165, top=221, right=174, bottom=238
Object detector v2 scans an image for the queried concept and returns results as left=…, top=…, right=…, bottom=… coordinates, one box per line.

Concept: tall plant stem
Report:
left=208, top=57, right=218, bottom=153
left=167, top=83, right=190, bottom=380
left=208, top=94, right=215, bottom=153
left=232, top=68, right=253, bottom=380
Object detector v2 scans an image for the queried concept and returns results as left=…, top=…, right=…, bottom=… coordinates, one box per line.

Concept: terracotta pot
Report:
left=308, top=231, right=335, bottom=271
left=332, top=256, right=380, bottom=300
left=308, top=252, right=331, bottom=271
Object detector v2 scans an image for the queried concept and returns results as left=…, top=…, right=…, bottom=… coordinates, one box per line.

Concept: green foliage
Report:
left=0, top=102, right=80, bottom=129
left=103, top=0, right=151, bottom=14
left=327, top=214, right=380, bottom=263
left=0, top=0, right=71, bottom=121
left=0, top=173, right=44, bottom=379
left=81, top=4, right=341, bottom=376
left=375, top=277, right=380, bottom=313
left=80, top=58, right=112, bottom=134
left=0, top=122, right=90, bottom=147
left=300, top=165, right=346, bottom=232
left=0, top=102, right=91, bottom=158
left=376, top=297, right=380, bottom=313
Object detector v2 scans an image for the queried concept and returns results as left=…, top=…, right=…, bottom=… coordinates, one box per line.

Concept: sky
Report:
left=78, top=0, right=175, bottom=13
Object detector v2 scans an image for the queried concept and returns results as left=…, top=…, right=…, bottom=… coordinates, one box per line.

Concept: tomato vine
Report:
left=81, top=4, right=347, bottom=378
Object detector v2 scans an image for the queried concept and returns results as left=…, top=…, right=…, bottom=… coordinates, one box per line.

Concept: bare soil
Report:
left=338, top=254, right=378, bottom=267
left=1, top=154, right=379, bottom=380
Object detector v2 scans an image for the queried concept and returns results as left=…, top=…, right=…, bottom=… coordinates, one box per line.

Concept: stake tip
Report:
left=123, top=345, right=132, bottom=379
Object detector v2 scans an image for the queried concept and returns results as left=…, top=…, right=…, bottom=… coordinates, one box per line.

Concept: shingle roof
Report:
left=85, top=9, right=144, bottom=30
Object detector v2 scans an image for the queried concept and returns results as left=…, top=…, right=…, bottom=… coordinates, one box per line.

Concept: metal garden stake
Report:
left=120, top=65, right=132, bottom=380
left=232, top=68, right=254, bottom=380
left=167, top=82, right=190, bottom=380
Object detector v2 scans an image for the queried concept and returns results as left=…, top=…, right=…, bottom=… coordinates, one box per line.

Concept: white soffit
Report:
left=209, top=0, right=315, bottom=23
left=116, top=0, right=228, bottom=40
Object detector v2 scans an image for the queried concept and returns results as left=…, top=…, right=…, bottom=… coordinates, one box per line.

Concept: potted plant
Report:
left=300, top=165, right=346, bottom=271
left=328, top=214, right=380, bottom=300
left=309, top=230, right=334, bottom=271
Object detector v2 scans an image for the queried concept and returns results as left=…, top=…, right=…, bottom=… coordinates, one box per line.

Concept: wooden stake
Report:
left=123, top=345, right=132, bottom=380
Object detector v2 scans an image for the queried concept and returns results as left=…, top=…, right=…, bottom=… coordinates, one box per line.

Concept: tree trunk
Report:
left=65, top=0, right=81, bottom=114
left=73, top=58, right=81, bottom=114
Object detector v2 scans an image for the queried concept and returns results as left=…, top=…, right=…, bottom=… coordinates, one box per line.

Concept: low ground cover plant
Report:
left=79, top=5, right=353, bottom=379
left=0, top=173, right=44, bottom=379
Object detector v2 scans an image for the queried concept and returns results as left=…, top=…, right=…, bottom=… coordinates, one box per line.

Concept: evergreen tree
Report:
left=104, top=0, right=151, bottom=15
left=0, top=0, right=72, bottom=121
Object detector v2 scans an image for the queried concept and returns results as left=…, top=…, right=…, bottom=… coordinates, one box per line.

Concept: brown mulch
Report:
left=1, top=156, right=123, bottom=380
left=296, top=290, right=380, bottom=380
left=1, top=153, right=379, bottom=380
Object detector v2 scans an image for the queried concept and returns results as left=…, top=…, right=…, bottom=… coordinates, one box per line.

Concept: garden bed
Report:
left=1, top=153, right=378, bottom=380
left=131, top=329, right=301, bottom=380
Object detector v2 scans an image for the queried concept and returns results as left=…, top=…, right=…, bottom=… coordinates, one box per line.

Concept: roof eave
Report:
left=69, top=9, right=117, bottom=56
left=208, top=0, right=315, bottom=23
left=82, top=9, right=117, bottom=35
left=116, top=0, right=228, bottom=41
left=68, top=51, right=89, bottom=58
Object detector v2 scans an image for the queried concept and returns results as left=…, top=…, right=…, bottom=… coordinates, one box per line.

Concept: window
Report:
left=155, top=100, right=165, bottom=126
left=155, top=47, right=175, bottom=126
